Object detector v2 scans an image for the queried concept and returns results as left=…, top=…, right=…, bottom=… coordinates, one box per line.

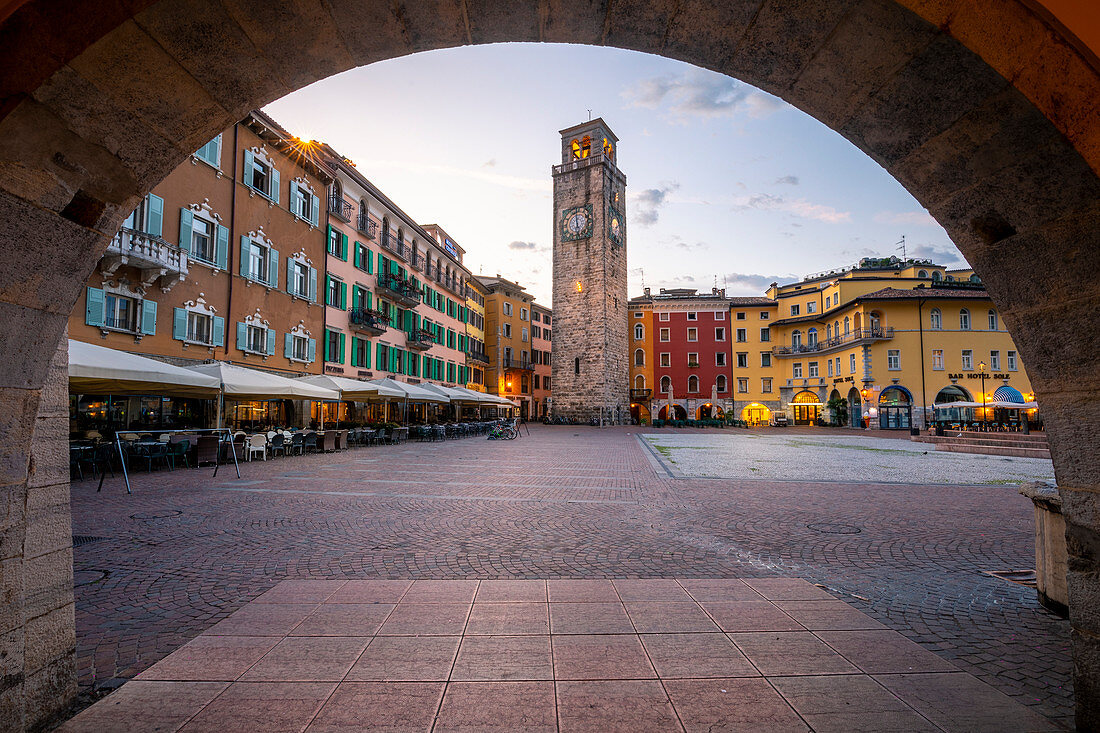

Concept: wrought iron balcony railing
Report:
left=328, top=194, right=353, bottom=221
left=356, top=211, right=377, bottom=238
left=377, top=273, right=421, bottom=306
left=773, top=327, right=893, bottom=356
left=348, top=308, right=388, bottom=335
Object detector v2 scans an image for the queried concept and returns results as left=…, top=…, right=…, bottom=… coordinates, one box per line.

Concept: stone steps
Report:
left=911, top=431, right=1050, bottom=458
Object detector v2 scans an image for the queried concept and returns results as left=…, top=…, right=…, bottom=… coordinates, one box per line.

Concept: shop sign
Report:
left=324, top=364, right=344, bottom=375
left=444, top=237, right=459, bottom=258
left=949, top=372, right=1011, bottom=380
left=832, top=376, right=854, bottom=385
left=357, top=369, right=372, bottom=378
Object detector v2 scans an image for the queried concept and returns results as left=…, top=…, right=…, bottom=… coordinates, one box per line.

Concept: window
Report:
left=194, top=134, right=221, bottom=167
left=503, top=302, right=513, bottom=316
left=716, top=352, right=727, bottom=367
left=790, top=304, right=800, bottom=316
left=291, top=334, right=311, bottom=362
left=634, top=324, right=644, bottom=340
left=190, top=216, right=214, bottom=263
left=634, top=311, right=643, bottom=318
left=687, top=312, right=697, bottom=320
left=325, top=276, right=346, bottom=309
left=521, top=327, right=528, bottom=342
left=827, top=360, right=833, bottom=377
left=574, top=357, right=580, bottom=375
left=688, top=352, right=699, bottom=365
left=930, top=308, right=942, bottom=330
left=503, top=323, right=512, bottom=338
left=688, top=375, right=699, bottom=393
left=807, top=301, right=817, bottom=313
left=850, top=354, right=856, bottom=373
left=104, top=293, right=138, bottom=331
left=793, top=363, right=803, bottom=378
left=717, top=375, right=727, bottom=393
left=807, top=328, right=818, bottom=348
left=687, top=328, right=697, bottom=342
left=244, top=150, right=279, bottom=201
left=187, top=312, right=211, bottom=344
left=762, top=377, right=772, bottom=393
left=1008, top=350, right=1017, bottom=370
left=959, top=309, right=971, bottom=330
left=715, top=311, right=726, bottom=320
left=717, top=327, right=727, bottom=341
left=737, top=378, right=748, bottom=393
left=988, top=310, right=998, bottom=330
left=760, top=311, right=769, bottom=320
left=661, top=375, right=672, bottom=393
left=634, top=349, right=645, bottom=366
left=290, top=182, right=319, bottom=226
left=520, top=308, right=528, bottom=321
left=659, top=312, right=669, bottom=321
left=660, top=328, right=670, bottom=342
left=792, top=331, right=802, bottom=349
left=735, top=328, right=746, bottom=342
left=809, top=361, right=819, bottom=378
left=990, top=350, right=1001, bottom=370
left=288, top=260, right=314, bottom=300
left=843, top=316, right=850, bottom=335
left=324, top=329, right=344, bottom=364
left=887, top=349, right=900, bottom=370
left=761, top=352, right=771, bottom=367
left=247, top=325, right=268, bottom=354
left=962, top=349, right=973, bottom=370
left=660, top=353, right=671, bottom=367
left=760, top=328, right=770, bottom=342
left=932, top=349, right=944, bottom=370
left=736, top=312, right=746, bottom=320
left=241, top=236, right=277, bottom=287
left=736, top=352, right=748, bottom=368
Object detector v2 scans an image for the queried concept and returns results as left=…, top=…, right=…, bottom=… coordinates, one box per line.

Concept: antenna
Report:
left=587, top=109, right=592, bottom=121
left=896, top=235, right=907, bottom=260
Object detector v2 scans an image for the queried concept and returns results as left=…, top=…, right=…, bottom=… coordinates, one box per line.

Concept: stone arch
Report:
left=3, top=0, right=1100, bottom=727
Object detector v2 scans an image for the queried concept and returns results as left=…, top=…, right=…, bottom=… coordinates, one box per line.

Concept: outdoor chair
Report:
left=269, top=433, right=287, bottom=458
left=322, top=431, right=336, bottom=453
left=289, top=433, right=305, bottom=456
left=360, top=429, right=376, bottom=446
left=195, top=436, right=220, bottom=467
left=222, top=433, right=247, bottom=462
left=139, top=442, right=169, bottom=472
left=303, top=432, right=319, bottom=453
left=247, top=434, right=268, bottom=461
left=337, top=430, right=348, bottom=450
left=394, top=427, right=409, bottom=444
left=166, top=439, right=190, bottom=470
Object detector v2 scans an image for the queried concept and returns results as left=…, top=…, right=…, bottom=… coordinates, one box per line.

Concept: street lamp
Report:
left=977, top=361, right=988, bottom=432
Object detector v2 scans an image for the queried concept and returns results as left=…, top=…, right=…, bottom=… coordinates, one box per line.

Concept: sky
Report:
left=264, top=43, right=965, bottom=307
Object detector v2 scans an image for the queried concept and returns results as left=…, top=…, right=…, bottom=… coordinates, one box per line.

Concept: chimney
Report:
left=644, top=287, right=651, bottom=297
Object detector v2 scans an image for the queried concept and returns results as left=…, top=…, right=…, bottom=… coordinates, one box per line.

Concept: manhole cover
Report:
left=129, top=510, right=182, bottom=520
left=72, top=535, right=107, bottom=547
left=806, top=523, right=862, bottom=535
left=984, top=569, right=1037, bottom=588
left=74, top=569, right=107, bottom=587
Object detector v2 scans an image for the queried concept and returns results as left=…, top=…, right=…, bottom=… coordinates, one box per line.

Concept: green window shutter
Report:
left=324, top=276, right=332, bottom=307
left=236, top=322, right=247, bottom=351
left=323, top=330, right=331, bottom=362
left=350, top=337, right=358, bottom=367
left=337, top=332, right=345, bottom=364
left=366, top=249, right=373, bottom=274
left=284, top=333, right=294, bottom=359
left=172, top=307, right=187, bottom=340
left=364, top=340, right=371, bottom=368
left=353, top=244, right=362, bottom=269
left=212, top=316, right=225, bottom=347
left=179, top=208, right=194, bottom=255
left=268, top=248, right=279, bottom=288
left=265, top=328, right=276, bottom=356
left=141, top=299, right=157, bottom=335
left=239, top=236, right=251, bottom=278
left=376, top=345, right=385, bottom=370
left=351, top=287, right=359, bottom=311
left=215, top=224, right=229, bottom=269
left=340, top=232, right=349, bottom=261
left=366, top=291, right=372, bottom=310
left=85, top=287, right=105, bottom=327
left=146, top=193, right=164, bottom=237
left=339, top=282, right=347, bottom=310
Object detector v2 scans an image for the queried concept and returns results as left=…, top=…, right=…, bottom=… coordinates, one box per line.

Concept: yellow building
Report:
left=477, top=275, right=537, bottom=419
left=465, top=277, right=488, bottom=392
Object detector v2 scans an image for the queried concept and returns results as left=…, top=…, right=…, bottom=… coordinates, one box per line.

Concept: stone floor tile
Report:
left=290, top=603, right=394, bottom=636
left=729, top=632, right=860, bottom=676
left=679, top=579, right=763, bottom=603
left=742, top=578, right=837, bottom=601
left=875, top=672, right=1060, bottom=732
left=640, top=633, right=758, bottom=679
left=816, top=630, right=960, bottom=674
left=135, top=635, right=280, bottom=681
left=613, top=578, right=693, bottom=602
left=177, top=681, right=336, bottom=733
left=547, top=579, right=620, bottom=603
left=771, top=674, right=937, bottom=733
left=305, top=681, right=444, bottom=732
left=465, top=602, right=549, bottom=635
left=664, top=677, right=809, bottom=733
left=376, top=603, right=470, bottom=635
left=552, top=634, right=657, bottom=680
left=700, top=601, right=804, bottom=633
left=556, top=679, right=681, bottom=732
left=434, top=681, right=557, bottom=732
left=254, top=580, right=347, bottom=604
left=401, top=579, right=478, bottom=603
left=325, top=580, right=411, bottom=604
left=451, top=635, right=554, bottom=681
left=549, top=602, right=634, bottom=634
left=55, top=681, right=228, bottom=733
left=204, top=603, right=319, bottom=637
left=345, top=636, right=461, bottom=681
left=474, top=579, right=547, bottom=603
left=625, top=601, right=721, bottom=634
left=239, top=636, right=371, bottom=682
left=775, top=600, right=888, bottom=631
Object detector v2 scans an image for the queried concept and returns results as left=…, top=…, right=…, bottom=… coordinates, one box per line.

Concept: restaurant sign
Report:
left=324, top=364, right=344, bottom=375
left=444, top=237, right=459, bottom=259
left=832, top=376, right=854, bottom=385
left=949, top=373, right=1011, bottom=380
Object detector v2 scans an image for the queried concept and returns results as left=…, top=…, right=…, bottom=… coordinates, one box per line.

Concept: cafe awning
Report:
left=295, top=374, right=403, bottom=400
left=68, top=339, right=221, bottom=398
left=187, top=362, right=339, bottom=400
left=365, top=378, right=448, bottom=403
left=418, top=383, right=481, bottom=402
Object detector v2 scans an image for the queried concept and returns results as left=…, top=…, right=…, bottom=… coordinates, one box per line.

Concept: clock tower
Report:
left=551, top=118, right=629, bottom=424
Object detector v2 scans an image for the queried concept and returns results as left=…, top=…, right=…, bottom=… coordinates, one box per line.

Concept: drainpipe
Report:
left=918, top=297, right=927, bottom=430
left=225, top=121, right=239, bottom=364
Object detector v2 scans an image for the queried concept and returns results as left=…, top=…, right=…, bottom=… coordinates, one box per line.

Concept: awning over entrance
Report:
left=68, top=339, right=221, bottom=398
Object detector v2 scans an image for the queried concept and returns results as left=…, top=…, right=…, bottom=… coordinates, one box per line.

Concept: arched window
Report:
left=946, top=274, right=955, bottom=281
left=932, top=271, right=942, bottom=281
left=660, top=375, right=671, bottom=393
left=807, top=328, right=818, bottom=348
left=918, top=269, right=928, bottom=278
left=930, top=308, right=942, bottom=330
left=833, top=321, right=840, bottom=339
left=970, top=273, right=982, bottom=283
left=688, top=375, right=699, bottom=393
left=792, top=330, right=802, bottom=349
left=959, top=309, right=971, bottom=330
left=634, top=374, right=646, bottom=389
left=826, top=324, right=832, bottom=340
left=988, top=309, right=998, bottom=330
left=843, top=317, right=850, bottom=335
left=716, top=375, right=727, bottom=393
left=634, top=349, right=645, bottom=366
left=381, top=217, right=390, bottom=243
left=634, top=323, right=644, bottom=340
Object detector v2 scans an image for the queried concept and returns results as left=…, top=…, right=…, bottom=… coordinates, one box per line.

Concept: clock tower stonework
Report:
left=551, top=118, right=629, bottom=423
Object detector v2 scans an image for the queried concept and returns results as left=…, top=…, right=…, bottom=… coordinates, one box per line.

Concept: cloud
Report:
left=482, top=158, right=496, bottom=168
left=908, top=243, right=965, bottom=265
left=621, top=70, right=786, bottom=123
left=508, top=240, right=538, bottom=250
left=873, top=210, right=939, bottom=227
left=368, top=159, right=549, bottom=193
left=723, top=271, right=795, bottom=293
left=774, top=175, right=799, bottom=186
left=633, top=183, right=679, bottom=226
left=733, top=193, right=850, bottom=223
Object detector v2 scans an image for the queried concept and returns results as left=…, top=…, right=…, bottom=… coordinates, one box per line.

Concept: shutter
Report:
left=350, top=337, right=358, bottom=367
left=268, top=248, right=279, bottom=288
left=212, top=316, right=225, bottom=347
left=310, top=190, right=319, bottom=226
left=376, top=345, right=384, bottom=370
left=308, top=267, right=317, bottom=303
left=146, top=193, right=164, bottom=237
left=351, top=287, right=359, bottom=311
left=173, top=307, right=188, bottom=340
left=339, top=282, right=347, bottom=310
left=265, top=328, right=276, bottom=356
left=307, top=338, right=316, bottom=363
left=366, top=249, right=373, bottom=274
left=363, top=340, right=371, bottom=369
left=236, top=322, right=247, bottom=351
left=337, top=332, right=345, bottom=364
left=340, top=232, right=349, bottom=261
left=323, top=331, right=330, bottom=362
left=243, top=149, right=255, bottom=187
left=324, top=275, right=332, bottom=306
left=85, top=287, right=105, bottom=327
left=215, top=224, right=229, bottom=269
left=289, top=181, right=299, bottom=217
left=141, top=299, right=157, bottom=335
left=239, top=236, right=251, bottom=278
left=270, top=167, right=280, bottom=204
left=179, top=208, right=194, bottom=256
left=366, top=291, right=372, bottom=310
left=353, top=243, right=362, bottom=269
left=284, top=333, right=294, bottom=359
left=286, top=257, right=295, bottom=295
left=403, top=310, right=412, bottom=332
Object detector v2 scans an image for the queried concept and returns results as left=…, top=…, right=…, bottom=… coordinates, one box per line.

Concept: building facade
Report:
left=531, top=303, right=553, bottom=419
left=464, top=278, right=489, bottom=392
left=478, top=275, right=536, bottom=419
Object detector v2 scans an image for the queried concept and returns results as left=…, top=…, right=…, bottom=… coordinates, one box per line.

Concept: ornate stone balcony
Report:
left=101, top=227, right=188, bottom=291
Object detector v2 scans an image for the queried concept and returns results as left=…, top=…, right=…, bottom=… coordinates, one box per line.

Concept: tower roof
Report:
left=558, top=117, right=618, bottom=142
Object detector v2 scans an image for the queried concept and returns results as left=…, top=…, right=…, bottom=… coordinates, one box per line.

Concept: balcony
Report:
left=380, top=233, right=408, bottom=260
left=468, top=350, right=489, bottom=365
left=348, top=308, right=388, bottom=336
left=630, top=388, right=652, bottom=402
left=405, top=329, right=435, bottom=351
left=773, top=326, right=894, bottom=357
left=410, top=253, right=425, bottom=271
left=377, top=272, right=421, bottom=307
left=503, top=356, right=535, bottom=371
left=356, top=211, right=377, bottom=239
left=328, top=194, right=353, bottom=222
left=687, top=362, right=700, bottom=369
left=101, top=227, right=189, bottom=290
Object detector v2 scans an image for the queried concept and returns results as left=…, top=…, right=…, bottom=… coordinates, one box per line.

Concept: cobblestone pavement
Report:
left=68, top=425, right=1073, bottom=729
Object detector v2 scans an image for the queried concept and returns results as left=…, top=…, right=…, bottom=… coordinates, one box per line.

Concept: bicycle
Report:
left=486, top=420, right=519, bottom=440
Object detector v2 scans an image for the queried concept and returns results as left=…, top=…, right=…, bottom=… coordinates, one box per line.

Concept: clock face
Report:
left=568, top=211, right=589, bottom=234
left=561, top=205, right=593, bottom=241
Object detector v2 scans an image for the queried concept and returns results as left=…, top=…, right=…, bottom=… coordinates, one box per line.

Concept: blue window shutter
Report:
left=146, top=194, right=164, bottom=237
left=286, top=257, right=294, bottom=294
left=212, top=316, right=225, bottom=347
left=141, top=299, right=157, bottom=335
left=268, top=248, right=279, bottom=288
left=179, top=208, right=194, bottom=255
left=215, top=224, right=229, bottom=269
left=236, top=322, right=247, bottom=351
left=270, top=167, right=280, bottom=204
left=85, top=287, right=105, bottom=327
left=265, top=328, right=276, bottom=356
left=243, top=149, right=254, bottom=187
left=239, top=236, right=251, bottom=278
left=308, top=267, right=317, bottom=303
left=172, top=307, right=187, bottom=340
left=310, top=191, right=319, bottom=226
left=307, top=338, right=316, bottom=363
left=284, top=333, right=293, bottom=359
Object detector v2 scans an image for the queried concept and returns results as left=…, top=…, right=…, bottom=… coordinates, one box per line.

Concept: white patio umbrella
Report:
left=187, top=362, right=339, bottom=427
left=296, top=374, right=402, bottom=400
left=366, top=377, right=448, bottom=424
left=68, top=339, right=221, bottom=398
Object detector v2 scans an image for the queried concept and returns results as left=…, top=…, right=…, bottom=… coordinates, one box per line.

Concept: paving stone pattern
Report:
left=68, top=426, right=1072, bottom=729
